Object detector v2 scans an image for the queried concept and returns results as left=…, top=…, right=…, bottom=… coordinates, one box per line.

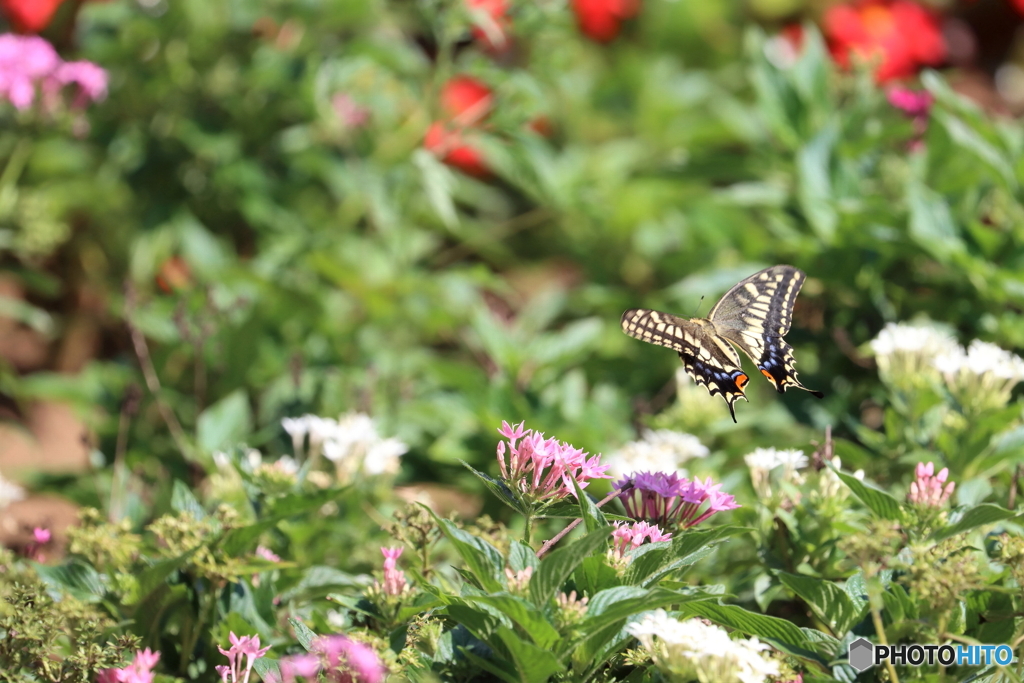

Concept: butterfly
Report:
left=620, top=265, right=823, bottom=422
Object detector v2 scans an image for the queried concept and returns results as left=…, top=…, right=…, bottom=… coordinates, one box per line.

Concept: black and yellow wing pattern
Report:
left=620, top=265, right=823, bottom=422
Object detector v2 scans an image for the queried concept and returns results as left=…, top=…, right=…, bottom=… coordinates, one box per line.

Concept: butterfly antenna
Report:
left=691, top=296, right=705, bottom=317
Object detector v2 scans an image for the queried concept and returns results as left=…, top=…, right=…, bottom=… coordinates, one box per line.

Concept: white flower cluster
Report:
left=604, top=429, right=709, bottom=478
left=869, top=322, right=959, bottom=387
left=744, top=447, right=807, bottom=501
left=628, top=610, right=780, bottom=683
left=0, top=468, right=25, bottom=509
left=282, top=412, right=407, bottom=478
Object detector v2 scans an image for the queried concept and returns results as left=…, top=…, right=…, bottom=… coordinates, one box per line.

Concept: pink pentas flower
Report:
left=277, top=635, right=386, bottom=683
left=616, top=471, right=740, bottom=529
left=611, top=520, right=672, bottom=554
left=98, top=648, right=161, bottom=683
left=378, top=546, right=407, bottom=596
left=908, top=461, right=955, bottom=507
left=33, top=527, right=50, bottom=543
left=218, top=632, right=271, bottom=683
left=496, top=420, right=611, bottom=504
left=0, top=33, right=106, bottom=111
left=256, top=545, right=281, bottom=562
left=52, top=60, right=108, bottom=105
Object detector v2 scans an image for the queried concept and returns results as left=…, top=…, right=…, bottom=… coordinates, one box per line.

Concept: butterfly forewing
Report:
left=621, top=308, right=752, bottom=422
left=708, top=265, right=823, bottom=398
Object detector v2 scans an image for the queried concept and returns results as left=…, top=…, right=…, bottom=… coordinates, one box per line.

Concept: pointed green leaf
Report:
left=570, top=477, right=607, bottom=533
left=831, top=467, right=902, bottom=521
left=467, top=595, right=559, bottom=649
left=531, top=527, right=611, bottom=607
left=496, top=627, right=564, bottom=683
left=931, top=504, right=1020, bottom=542
left=428, top=509, right=504, bottom=592
left=289, top=617, right=319, bottom=651
left=778, top=572, right=866, bottom=636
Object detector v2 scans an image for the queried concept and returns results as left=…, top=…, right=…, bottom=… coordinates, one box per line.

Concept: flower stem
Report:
left=536, top=487, right=625, bottom=559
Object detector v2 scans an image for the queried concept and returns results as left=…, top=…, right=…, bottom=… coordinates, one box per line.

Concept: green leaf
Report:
left=508, top=541, right=539, bottom=574
left=580, top=586, right=714, bottom=635
left=681, top=602, right=828, bottom=665
left=778, top=572, right=866, bottom=636
left=446, top=603, right=509, bottom=645
left=170, top=479, right=206, bottom=520
left=831, top=466, right=902, bottom=521
left=196, top=389, right=253, bottom=454
left=252, top=658, right=281, bottom=681
left=430, top=511, right=504, bottom=592
left=906, top=182, right=965, bottom=262
left=467, top=595, right=560, bottom=649
left=495, top=627, right=565, bottom=683
left=797, top=123, right=838, bottom=242
left=932, top=111, right=1017, bottom=190
left=881, top=583, right=917, bottom=624
left=462, top=461, right=527, bottom=516
left=931, top=504, right=1020, bottom=542
left=626, top=526, right=747, bottom=586
left=289, top=617, right=319, bottom=651
left=531, top=527, right=611, bottom=607
left=131, top=547, right=201, bottom=605
left=34, top=560, right=105, bottom=602
left=570, top=476, right=607, bottom=533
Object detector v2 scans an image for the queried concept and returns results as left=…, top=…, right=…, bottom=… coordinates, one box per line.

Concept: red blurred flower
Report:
left=424, top=122, right=491, bottom=178
left=440, top=75, right=493, bottom=125
left=824, top=0, right=945, bottom=82
left=572, top=0, right=641, bottom=43
left=465, top=0, right=512, bottom=53
left=1, top=0, right=64, bottom=33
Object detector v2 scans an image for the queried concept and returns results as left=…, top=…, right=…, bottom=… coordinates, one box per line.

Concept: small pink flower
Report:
left=611, top=520, right=671, bottom=553
left=98, top=648, right=161, bottom=683
left=218, top=632, right=271, bottom=683
left=331, top=93, right=369, bottom=129
left=495, top=421, right=612, bottom=504
left=278, top=635, right=386, bottom=683
left=908, top=461, right=955, bottom=507
left=33, top=527, right=50, bottom=543
left=378, top=546, right=407, bottom=596
left=255, top=545, right=281, bottom=562
left=887, top=87, right=933, bottom=118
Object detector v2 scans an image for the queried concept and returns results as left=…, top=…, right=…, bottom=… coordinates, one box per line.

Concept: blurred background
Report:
left=2, top=0, right=1024, bottom=548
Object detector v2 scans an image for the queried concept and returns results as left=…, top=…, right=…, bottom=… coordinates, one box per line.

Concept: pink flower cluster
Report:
left=907, top=462, right=955, bottom=507
left=276, top=635, right=386, bottom=683
left=616, top=471, right=740, bottom=529
left=496, top=421, right=611, bottom=502
left=611, top=520, right=672, bottom=554
left=216, top=632, right=270, bottom=683
left=97, top=649, right=160, bottom=683
left=379, top=546, right=407, bottom=596
left=0, top=33, right=107, bottom=111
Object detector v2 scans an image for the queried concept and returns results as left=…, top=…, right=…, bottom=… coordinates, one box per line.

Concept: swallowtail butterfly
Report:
left=621, top=265, right=823, bottom=422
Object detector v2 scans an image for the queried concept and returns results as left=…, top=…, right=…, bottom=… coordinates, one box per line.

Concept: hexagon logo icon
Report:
left=849, top=638, right=875, bottom=672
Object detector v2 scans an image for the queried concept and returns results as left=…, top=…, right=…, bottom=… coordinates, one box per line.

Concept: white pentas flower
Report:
left=280, top=412, right=408, bottom=480
left=745, top=448, right=807, bottom=501
left=0, top=469, right=25, bottom=509
left=628, top=610, right=780, bottom=683
left=869, top=321, right=959, bottom=388
left=604, top=429, right=709, bottom=478
left=934, top=339, right=1024, bottom=412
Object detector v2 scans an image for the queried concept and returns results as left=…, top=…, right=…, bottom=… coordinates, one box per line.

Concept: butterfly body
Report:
left=621, top=265, right=823, bottom=422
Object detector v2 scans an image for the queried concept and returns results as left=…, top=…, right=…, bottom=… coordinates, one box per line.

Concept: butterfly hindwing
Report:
left=708, top=265, right=823, bottom=398
left=621, top=308, right=751, bottom=422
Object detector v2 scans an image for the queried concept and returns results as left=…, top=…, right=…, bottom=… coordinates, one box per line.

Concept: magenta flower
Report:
left=496, top=420, right=612, bottom=504
left=33, top=527, right=50, bottom=543
left=907, top=462, right=955, bottom=507
left=616, top=471, right=739, bottom=529
left=277, top=635, right=386, bottom=683
left=379, top=546, right=407, bottom=596
left=887, top=87, right=934, bottom=119
left=97, top=648, right=161, bottom=683
left=0, top=33, right=106, bottom=112
left=611, top=520, right=672, bottom=554
left=218, top=632, right=271, bottom=683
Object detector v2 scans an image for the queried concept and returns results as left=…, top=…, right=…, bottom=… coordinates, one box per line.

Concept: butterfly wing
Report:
left=621, top=308, right=751, bottom=422
left=707, top=265, right=823, bottom=398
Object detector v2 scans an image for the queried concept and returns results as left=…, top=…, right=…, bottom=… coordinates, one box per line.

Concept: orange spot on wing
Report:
left=735, top=373, right=749, bottom=390
left=760, top=368, right=779, bottom=386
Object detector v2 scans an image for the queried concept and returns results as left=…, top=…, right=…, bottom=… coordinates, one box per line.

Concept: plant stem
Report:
left=536, top=487, right=625, bottom=559
left=868, top=587, right=900, bottom=683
